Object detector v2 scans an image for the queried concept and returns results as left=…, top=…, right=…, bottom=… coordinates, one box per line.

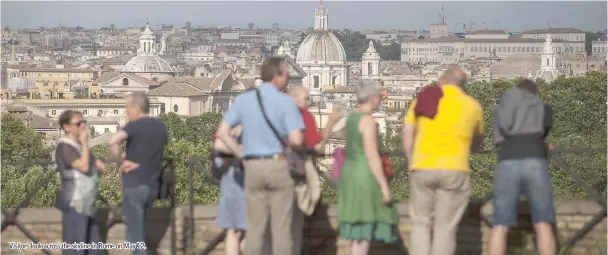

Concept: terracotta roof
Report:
left=147, top=81, right=206, bottom=97
left=98, top=71, right=121, bottom=83
left=19, top=68, right=97, bottom=73
left=5, top=110, right=59, bottom=130
left=522, top=28, right=584, bottom=34
left=122, top=73, right=158, bottom=86
left=91, top=132, right=114, bottom=147
left=98, top=47, right=128, bottom=51
left=240, top=78, right=256, bottom=89
left=101, top=55, right=132, bottom=65
left=325, top=86, right=355, bottom=93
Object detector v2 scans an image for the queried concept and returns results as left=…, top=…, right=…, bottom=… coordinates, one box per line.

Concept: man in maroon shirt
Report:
left=289, top=86, right=340, bottom=153
left=288, top=86, right=340, bottom=254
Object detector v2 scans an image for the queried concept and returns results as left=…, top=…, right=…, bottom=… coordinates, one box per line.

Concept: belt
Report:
left=243, top=154, right=284, bottom=160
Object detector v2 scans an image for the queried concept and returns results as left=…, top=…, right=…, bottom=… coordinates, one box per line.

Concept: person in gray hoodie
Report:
left=487, top=79, right=556, bottom=255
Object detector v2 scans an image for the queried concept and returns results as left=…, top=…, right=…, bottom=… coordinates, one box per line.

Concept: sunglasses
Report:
left=71, top=120, right=87, bottom=126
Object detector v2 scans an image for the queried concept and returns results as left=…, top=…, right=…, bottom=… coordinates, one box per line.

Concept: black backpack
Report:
left=158, top=157, right=175, bottom=200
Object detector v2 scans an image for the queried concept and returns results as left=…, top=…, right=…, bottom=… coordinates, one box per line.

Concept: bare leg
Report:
left=534, top=222, right=556, bottom=255
left=487, top=225, right=509, bottom=255
left=239, top=235, right=246, bottom=254
left=349, top=240, right=370, bottom=255
left=225, top=229, right=243, bottom=255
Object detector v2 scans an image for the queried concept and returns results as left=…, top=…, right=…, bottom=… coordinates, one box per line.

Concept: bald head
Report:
left=288, top=86, right=310, bottom=109
left=440, top=66, right=468, bottom=87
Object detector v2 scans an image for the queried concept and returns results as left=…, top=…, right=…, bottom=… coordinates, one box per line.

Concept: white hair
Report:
left=355, top=79, right=381, bottom=102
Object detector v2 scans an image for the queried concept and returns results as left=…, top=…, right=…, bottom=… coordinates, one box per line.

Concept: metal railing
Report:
left=0, top=158, right=177, bottom=255
left=187, top=147, right=606, bottom=255
left=1, top=146, right=604, bottom=255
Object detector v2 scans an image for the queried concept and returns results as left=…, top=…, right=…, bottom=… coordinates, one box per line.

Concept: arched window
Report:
left=173, top=104, right=178, bottom=112
left=332, top=76, right=337, bottom=85
left=122, top=78, right=129, bottom=86
left=367, top=62, right=373, bottom=75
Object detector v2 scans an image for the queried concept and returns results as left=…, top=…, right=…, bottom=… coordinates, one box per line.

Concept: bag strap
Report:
left=255, top=88, right=287, bottom=147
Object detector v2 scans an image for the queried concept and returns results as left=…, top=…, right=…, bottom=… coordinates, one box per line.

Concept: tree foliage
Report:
left=1, top=73, right=606, bottom=208
left=1, top=115, right=52, bottom=162
left=381, top=72, right=607, bottom=202
left=1, top=112, right=223, bottom=208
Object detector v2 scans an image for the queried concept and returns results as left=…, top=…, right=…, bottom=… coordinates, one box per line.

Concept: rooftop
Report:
left=522, top=28, right=584, bottom=34
left=406, top=37, right=576, bottom=43
left=16, top=98, right=161, bottom=104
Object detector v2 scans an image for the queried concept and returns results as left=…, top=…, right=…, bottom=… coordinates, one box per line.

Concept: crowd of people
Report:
left=53, top=56, right=557, bottom=255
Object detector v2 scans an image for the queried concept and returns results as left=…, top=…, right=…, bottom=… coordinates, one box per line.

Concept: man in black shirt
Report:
left=109, top=93, right=167, bottom=253
left=488, top=79, right=556, bottom=255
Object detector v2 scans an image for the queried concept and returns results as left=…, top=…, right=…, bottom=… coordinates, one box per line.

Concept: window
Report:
left=173, top=104, right=178, bottom=112
left=122, top=78, right=129, bottom=86
left=113, top=110, right=119, bottom=114
left=98, top=110, right=103, bottom=116
left=51, top=110, right=56, bottom=115
left=367, top=62, right=373, bottom=75
left=83, top=110, right=88, bottom=115
left=313, top=76, right=319, bottom=88
left=332, top=76, right=337, bottom=85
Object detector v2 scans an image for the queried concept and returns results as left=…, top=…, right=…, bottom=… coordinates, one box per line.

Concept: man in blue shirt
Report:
left=216, top=56, right=305, bottom=255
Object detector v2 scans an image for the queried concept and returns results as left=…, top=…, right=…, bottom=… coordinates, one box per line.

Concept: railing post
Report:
left=186, top=156, right=201, bottom=251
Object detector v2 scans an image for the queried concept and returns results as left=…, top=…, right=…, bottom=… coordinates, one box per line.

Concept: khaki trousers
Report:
left=408, top=170, right=471, bottom=255
left=244, top=158, right=296, bottom=255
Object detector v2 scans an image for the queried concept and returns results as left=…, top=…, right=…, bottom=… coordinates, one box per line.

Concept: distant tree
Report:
left=109, top=24, right=115, bottom=30
left=417, top=35, right=425, bottom=39
left=1, top=115, right=56, bottom=208
left=0, top=115, right=52, bottom=163
left=585, top=31, right=599, bottom=56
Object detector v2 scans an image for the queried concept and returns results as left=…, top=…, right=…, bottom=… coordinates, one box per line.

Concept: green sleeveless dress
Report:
left=337, top=112, right=400, bottom=242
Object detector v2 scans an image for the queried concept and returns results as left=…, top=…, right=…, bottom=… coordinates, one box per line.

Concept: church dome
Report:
left=122, top=55, right=173, bottom=73
left=122, top=22, right=174, bottom=73
left=295, top=2, right=347, bottom=64
left=296, top=31, right=347, bottom=63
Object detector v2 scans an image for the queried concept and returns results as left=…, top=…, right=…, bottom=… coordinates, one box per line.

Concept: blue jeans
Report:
left=492, top=158, right=556, bottom=226
left=123, top=185, right=157, bottom=254
left=62, top=208, right=102, bottom=255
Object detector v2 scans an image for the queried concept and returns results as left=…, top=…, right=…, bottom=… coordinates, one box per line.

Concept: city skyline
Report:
left=1, top=1, right=607, bottom=32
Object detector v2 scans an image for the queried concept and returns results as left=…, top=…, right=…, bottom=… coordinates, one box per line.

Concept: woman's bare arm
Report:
left=360, top=115, right=389, bottom=192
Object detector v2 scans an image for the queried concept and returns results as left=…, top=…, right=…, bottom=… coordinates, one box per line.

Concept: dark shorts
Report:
left=492, top=158, right=556, bottom=226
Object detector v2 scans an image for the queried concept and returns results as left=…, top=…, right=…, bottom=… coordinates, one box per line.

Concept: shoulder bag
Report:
left=254, top=88, right=307, bottom=176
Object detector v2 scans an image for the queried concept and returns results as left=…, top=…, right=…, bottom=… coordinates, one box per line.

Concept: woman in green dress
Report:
left=337, top=79, right=400, bottom=254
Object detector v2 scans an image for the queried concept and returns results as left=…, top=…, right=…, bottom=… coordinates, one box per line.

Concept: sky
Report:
left=1, top=1, right=607, bottom=32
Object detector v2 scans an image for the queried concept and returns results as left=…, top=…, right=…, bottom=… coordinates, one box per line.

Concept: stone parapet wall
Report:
left=2, top=200, right=606, bottom=254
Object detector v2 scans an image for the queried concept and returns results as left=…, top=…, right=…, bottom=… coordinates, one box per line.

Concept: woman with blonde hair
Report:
left=213, top=125, right=246, bottom=255
left=337, top=80, right=400, bottom=254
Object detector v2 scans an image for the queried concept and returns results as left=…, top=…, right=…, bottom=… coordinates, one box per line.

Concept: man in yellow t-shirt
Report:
left=402, top=66, right=484, bottom=255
